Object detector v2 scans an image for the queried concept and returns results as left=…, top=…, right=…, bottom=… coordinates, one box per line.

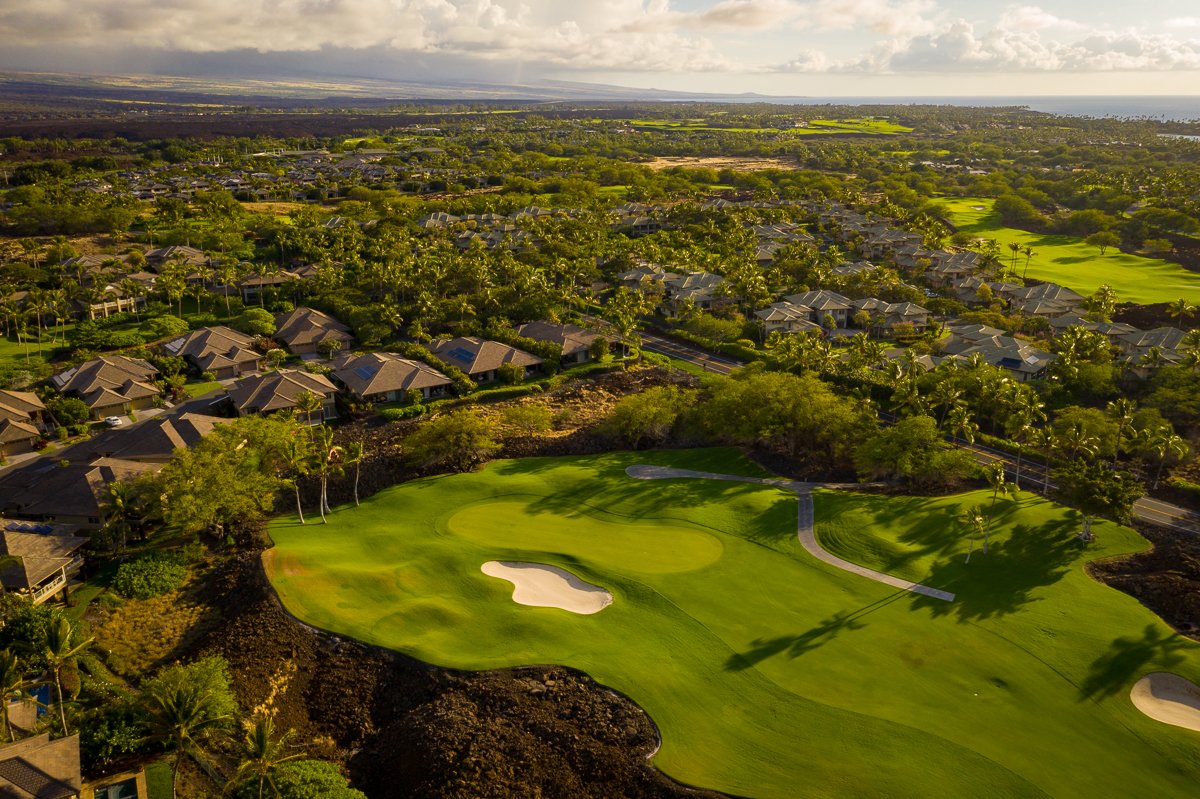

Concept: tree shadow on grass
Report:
left=1079, top=625, right=1189, bottom=702
left=911, top=517, right=1082, bottom=623
left=724, top=592, right=906, bottom=671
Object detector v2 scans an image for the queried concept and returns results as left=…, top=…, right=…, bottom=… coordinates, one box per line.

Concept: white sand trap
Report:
left=1130, top=673, right=1200, bottom=732
left=481, top=561, right=613, bottom=615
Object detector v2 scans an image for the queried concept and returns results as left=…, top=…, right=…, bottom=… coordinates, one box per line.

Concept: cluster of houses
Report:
left=0, top=311, right=611, bottom=543
left=757, top=289, right=931, bottom=339
left=73, top=146, right=487, bottom=204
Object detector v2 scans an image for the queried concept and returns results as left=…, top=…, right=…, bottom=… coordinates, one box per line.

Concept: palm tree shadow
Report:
left=1079, top=625, right=1189, bottom=702
left=725, top=592, right=906, bottom=671
left=910, top=519, right=1082, bottom=623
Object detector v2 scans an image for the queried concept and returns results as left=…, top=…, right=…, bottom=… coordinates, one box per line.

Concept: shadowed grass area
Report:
left=935, top=197, right=1200, bottom=304
left=268, top=450, right=1200, bottom=799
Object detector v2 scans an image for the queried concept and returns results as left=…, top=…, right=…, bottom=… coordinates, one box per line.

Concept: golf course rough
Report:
left=266, top=449, right=1200, bottom=798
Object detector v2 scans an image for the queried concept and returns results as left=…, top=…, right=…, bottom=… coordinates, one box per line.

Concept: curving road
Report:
left=626, top=464, right=956, bottom=602
left=640, top=328, right=1200, bottom=537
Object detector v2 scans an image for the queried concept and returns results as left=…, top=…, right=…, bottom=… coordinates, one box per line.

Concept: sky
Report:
left=1, top=0, right=1199, bottom=96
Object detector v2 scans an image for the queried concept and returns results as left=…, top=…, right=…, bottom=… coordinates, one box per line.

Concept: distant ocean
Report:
left=742, top=96, right=1200, bottom=122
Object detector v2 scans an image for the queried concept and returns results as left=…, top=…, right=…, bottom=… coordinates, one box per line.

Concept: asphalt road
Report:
left=638, top=330, right=744, bottom=375
left=639, top=327, right=1200, bottom=536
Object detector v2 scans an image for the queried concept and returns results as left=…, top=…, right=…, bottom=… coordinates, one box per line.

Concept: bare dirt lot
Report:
left=644, top=156, right=798, bottom=172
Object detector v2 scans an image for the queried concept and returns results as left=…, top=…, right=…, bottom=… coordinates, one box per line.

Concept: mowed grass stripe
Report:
left=268, top=450, right=1200, bottom=798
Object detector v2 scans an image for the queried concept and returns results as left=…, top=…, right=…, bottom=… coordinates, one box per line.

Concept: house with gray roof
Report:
left=516, top=321, right=610, bottom=364
left=427, top=337, right=543, bottom=383
left=164, top=326, right=262, bottom=380
left=331, top=353, right=451, bottom=403
left=0, top=733, right=81, bottom=798
left=273, top=307, right=353, bottom=357
left=225, top=369, right=338, bottom=422
left=50, top=357, right=160, bottom=420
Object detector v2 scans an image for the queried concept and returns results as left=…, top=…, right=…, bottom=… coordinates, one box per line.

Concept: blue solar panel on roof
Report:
left=354, top=365, right=378, bottom=380
left=447, top=347, right=474, bottom=362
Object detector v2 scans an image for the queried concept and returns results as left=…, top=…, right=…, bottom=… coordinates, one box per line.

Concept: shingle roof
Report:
left=273, top=307, right=353, bottom=350
left=50, top=357, right=159, bottom=411
left=226, top=369, right=337, bottom=415
left=516, top=321, right=604, bottom=357
left=165, top=326, right=260, bottom=372
left=331, top=353, right=450, bottom=397
left=427, top=337, right=543, bottom=376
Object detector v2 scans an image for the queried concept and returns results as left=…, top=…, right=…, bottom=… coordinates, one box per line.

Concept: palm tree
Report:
left=0, top=649, right=32, bottom=742
left=1007, top=241, right=1021, bottom=274
left=982, top=462, right=1015, bottom=554
left=142, top=677, right=233, bottom=799
left=310, top=425, right=343, bottom=523
left=294, top=391, right=322, bottom=430
left=100, top=480, right=137, bottom=552
left=1021, top=246, right=1035, bottom=279
left=1105, top=398, right=1137, bottom=467
left=1147, top=427, right=1190, bottom=489
left=229, top=717, right=304, bottom=799
left=946, top=404, right=979, bottom=444
left=282, top=435, right=310, bottom=525
left=43, top=615, right=93, bottom=735
left=1167, top=298, right=1197, bottom=329
left=959, top=504, right=986, bottom=564
left=344, top=441, right=364, bottom=507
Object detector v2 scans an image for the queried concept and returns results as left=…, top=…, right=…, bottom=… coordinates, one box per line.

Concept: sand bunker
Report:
left=1130, top=673, right=1200, bottom=732
left=481, top=561, right=613, bottom=615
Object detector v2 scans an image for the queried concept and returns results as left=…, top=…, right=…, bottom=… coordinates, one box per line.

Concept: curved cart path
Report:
left=626, top=465, right=955, bottom=602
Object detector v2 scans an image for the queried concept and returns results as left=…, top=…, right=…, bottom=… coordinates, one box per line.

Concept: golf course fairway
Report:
left=266, top=449, right=1200, bottom=798
left=934, top=197, right=1200, bottom=305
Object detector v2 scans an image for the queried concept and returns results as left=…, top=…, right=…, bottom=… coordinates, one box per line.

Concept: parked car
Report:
left=104, top=416, right=124, bottom=427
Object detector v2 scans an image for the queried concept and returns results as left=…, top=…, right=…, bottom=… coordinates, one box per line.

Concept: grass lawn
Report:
left=267, top=450, right=1200, bottom=798
left=184, top=379, right=223, bottom=398
left=936, top=197, right=1200, bottom=305
left=626, top=118, right=910, bottom=136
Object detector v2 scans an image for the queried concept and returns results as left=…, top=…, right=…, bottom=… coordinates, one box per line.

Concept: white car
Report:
left=104, top=416, right=124, bottom=427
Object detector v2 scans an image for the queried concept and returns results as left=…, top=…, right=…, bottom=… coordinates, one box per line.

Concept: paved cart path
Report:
left=626, top=465, right=955, bottom=602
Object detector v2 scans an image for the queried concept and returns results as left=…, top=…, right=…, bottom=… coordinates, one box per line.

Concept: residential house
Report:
left=427, top=337, right=543, bottom=383
left=663, top=271, right=727, bottom=313
left=0, top=733, right=81, bottom=798
left=0, top=457, right=158, bottom=528
left=145, top=245, right=210, bottom=271
left=1118, top=327, right=1188, bottom=365
left=755, top=302, right=823, bottom=336
left=164, top=326, right=263, bottom=380
left=273, top=308, right=354, bottom=357
left=943, top=334, right=1056, bottom=381
left=516, top=321, right=610, bottom=364
left=331, top=352, right=452, bottom=403
left=238, top=270, right=300, bottom=304
left=50, top=357, right=160, bottom=420
left=0, top=524, right=89, bottom=605
left=0, top=391, right=47, bottom=457
left=225, top=369, right=338, bottom=422
left=61, top=413, right=226, bottom=465
left=783, top=290, right=853, bottom=328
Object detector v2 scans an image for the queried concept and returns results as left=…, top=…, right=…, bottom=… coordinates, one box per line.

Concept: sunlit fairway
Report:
left=266, top=450, right=1200, bottom=798
left=935, top=197, right=1200, bottom=304
left=627, top=118, right=910, bottom=135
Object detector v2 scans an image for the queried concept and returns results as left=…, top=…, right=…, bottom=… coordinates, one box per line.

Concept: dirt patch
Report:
left=644, top=156, right=798, bottom=172
left=262, top=549, right=309, bottom=578
left=183, top=549, right=724, bottom=798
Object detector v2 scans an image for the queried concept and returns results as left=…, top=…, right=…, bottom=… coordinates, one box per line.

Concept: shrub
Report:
left=232, top=308, right=277, bottom=337
left=496, top=362, right=525, bottom=385
left=380, top=405, right=426, bottom=422
left=138, top=315, right=189, bottom=341
left=111, top=552, right=187, bottom=599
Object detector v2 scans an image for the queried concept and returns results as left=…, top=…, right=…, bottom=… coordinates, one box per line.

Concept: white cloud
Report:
left=997, top=5, right=1085, bottom=32
left=0, top=0, right=737, bottom=72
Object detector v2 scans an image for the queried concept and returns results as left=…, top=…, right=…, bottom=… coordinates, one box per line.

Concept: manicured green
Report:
left=267, top=450, right=1200, bottom=799
left=936, top=197, right=1200, bottom=304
